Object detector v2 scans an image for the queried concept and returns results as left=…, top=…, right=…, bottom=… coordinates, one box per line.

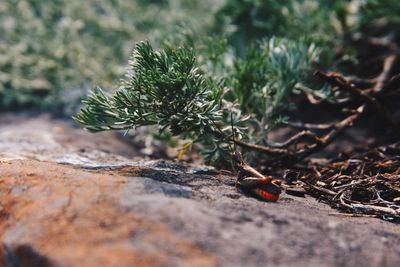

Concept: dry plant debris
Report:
left=300, top=143, right=400, bottom=222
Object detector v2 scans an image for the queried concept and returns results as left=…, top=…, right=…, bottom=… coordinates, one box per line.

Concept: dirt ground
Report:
left=1, top=113, right=399, bottom=267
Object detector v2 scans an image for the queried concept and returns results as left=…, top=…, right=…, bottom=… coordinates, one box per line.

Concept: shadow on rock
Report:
left=1, top=244, right=53, bottom=267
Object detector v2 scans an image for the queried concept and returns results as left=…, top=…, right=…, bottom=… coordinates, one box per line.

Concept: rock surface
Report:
left=1, top=113, right=399, bottom=267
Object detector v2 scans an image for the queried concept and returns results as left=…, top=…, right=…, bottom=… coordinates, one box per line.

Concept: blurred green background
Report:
left=0, top=0, right=397, bottom=114
left=0, top=0, right=222, bottom=112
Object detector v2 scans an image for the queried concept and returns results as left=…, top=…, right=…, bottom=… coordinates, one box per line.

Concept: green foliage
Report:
left=358, top=0, right=400, bottom=33
left=76, top=42, right=219, bottom=132
left=225, top=38, right=319, bottom=127
left=214, top=0, right=350, bottom=55
left=76, top=39, right=319, bottom=164
left=214, top=0, right=291, bottom=53
left=75, top=42, right=248, bottom=164
left=2, top=0, right=396, bottom=112
left=0, top=0, right=219, bottom=110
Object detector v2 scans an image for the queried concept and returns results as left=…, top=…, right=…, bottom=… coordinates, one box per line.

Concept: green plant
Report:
left=225, top=38, right=319, bottom=128
left=75, top=39, right=318, bottom=165
left=76, top=42, right=250, bottom=164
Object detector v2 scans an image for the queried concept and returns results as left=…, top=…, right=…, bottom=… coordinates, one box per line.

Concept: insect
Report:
left=233, top=152, right=282, bottom=202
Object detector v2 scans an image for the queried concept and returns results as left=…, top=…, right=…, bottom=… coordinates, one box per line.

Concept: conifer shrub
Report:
left=75, top=39, right=319, bottom=165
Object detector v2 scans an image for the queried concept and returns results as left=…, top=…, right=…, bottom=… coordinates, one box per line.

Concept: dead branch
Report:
left=328, top=213, right=378, bottom=218
left=339, top=193, right=400, bottom=217
left=344, top=75, right=376, bottom=88
left=373, top=54, right=397, bottom=93
left=302, top=143, right=400, bottom=222
left=231, top=138, right=288, bottom=155
left=287, top=121, right=334, bottom=131
left=307, top=183, right=336, bottom=196
left=262, top=130, right=321, bottom=148
left=384, top=73, right=400, bottom=92
left=292, top=105, right=365, bottom=160
left=353, top=33, right=399, bottom=52
left=232, top=105, right=365, bottom=164
left=315, top=71, right=400, bottom=134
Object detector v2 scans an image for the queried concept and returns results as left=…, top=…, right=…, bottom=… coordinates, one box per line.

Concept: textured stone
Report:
left=1, top=114, right=399, bottom=267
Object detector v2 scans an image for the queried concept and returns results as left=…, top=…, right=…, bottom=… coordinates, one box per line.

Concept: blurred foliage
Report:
left=0, top=0, right=220, bottom=110
left=214, top=0, right=350, bottom=56
left=2, top=0, right=399, bottom=112
left=357, top=0, right=400, bottom=34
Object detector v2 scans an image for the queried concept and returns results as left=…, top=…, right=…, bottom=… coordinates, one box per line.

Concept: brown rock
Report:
left=0, top=160, right=217, bottom=267
left=1, top=114, right=400, bottom=267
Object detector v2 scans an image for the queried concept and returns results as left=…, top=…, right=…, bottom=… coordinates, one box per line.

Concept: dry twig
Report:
left=315, top=71, right=400, bottom=135
left=230, top=104, right=364, bottom=164
left=303, top=143, right=400, bottom=222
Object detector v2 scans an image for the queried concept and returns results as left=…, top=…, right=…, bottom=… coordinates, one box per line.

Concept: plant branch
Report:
left=315, top=71, right=400, bottom=135
left=231, top=138, right=289, bottom=155
left=287, top=121, right=334, bottom=131
left=373, top=54, right=397, bottom=93
left=262, top=130, right=321, bottom=148
left=223, top=105, right=365, bottom=164
left=292, top=105, right=365, bottom=160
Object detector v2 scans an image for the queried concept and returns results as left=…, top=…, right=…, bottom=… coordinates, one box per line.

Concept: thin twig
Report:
left=345, top=75, right=376, bottom=88
left=288, top=121, right=334, bottom=131
left=293, top=105, right=365, bottom=160
left=315, top=71, right=400, bottom=135
left=353, top=33, right=399, bottom=52
left=230, top=105, right=365, bottom=163
left=307, top=183, right=337, bottom=196
left=263, top=130, right=321, bottom=148
left=373, top=54, right=397, bottom=93
left=328, top=212, right=377, bottom=218
left=383, top=73, right=400, bottom=92
left=231, top=138, right=288, bottom=155
left=339, top=193, right=400, bottom=217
